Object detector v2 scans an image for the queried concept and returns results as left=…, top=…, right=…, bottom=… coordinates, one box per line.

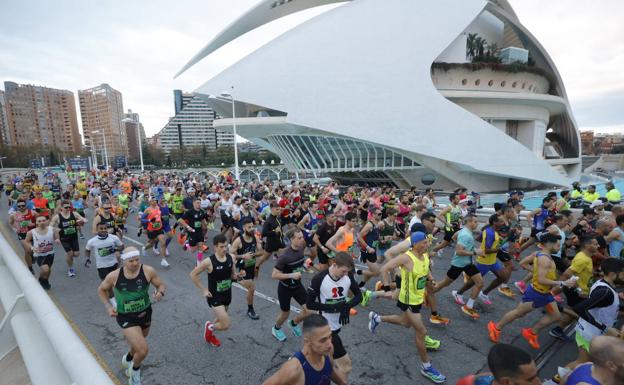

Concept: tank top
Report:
left=208, top=254, right=234, bottom=294
left=98, top=213, right=116, bottom=233
left=14, top=210, right=35, bottom=234
left=292, top=351, right=331, bottom=385
left=362, top=221, right=380, bottom=250
left=236, top=235, right=258, bottom=268
left=478, top=226, right=500, bottom=265
left=398, top=250, right=429, bottom=306
left=303, top=211, right=318, bottom=240
left=114, top=265, right=151, bottom=315
left=532, top=252, right=557, bottom=293
left=378, top=220, right=395, bottom=249
left=576, top=280, right=620, bottom=341
left=32, top=226, right=54, bottom=257
left=608, top=227, right=624, bottom=258
left=58, top=211, right=78, bottom=238
left=564, top=363, right=601, bottom=385
left=445, top=204, right=462, bottom=229
left=336, top=229, right=354, bottom=253
left=146, top=207, right=163, bottom=232
left=533, top=206, right=549, bottom=230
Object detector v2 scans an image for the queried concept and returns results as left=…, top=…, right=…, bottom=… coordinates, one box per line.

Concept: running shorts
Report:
left=446, top=264, right=480, bottom=280
left=476, top=261, right=504, bottom=277
left=360, top=250, right=377, bottom=264
left=522, top=285, right=555, bottom=308
left=61, top=237, right=80, bottom=252
left=98, top=264, right=119, bottom=280
left=496, top=250, right=511, bottom=263
left=396, top=300, right=422, bottom=313
left=116, top=307, right=152, bottom=330
left=147, top=229, right=164, bottom=240
left=207, top=292, right=232, bottom=308
left=35, top=253, right=54, bottom=267
left=277, top=283, right=307, bottom=312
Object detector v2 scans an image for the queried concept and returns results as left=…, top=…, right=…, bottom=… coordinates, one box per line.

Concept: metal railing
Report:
left=0, top=231, right=114, bottom=385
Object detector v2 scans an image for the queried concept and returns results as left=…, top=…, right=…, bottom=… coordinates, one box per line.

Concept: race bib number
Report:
left=417, top=276, right=427, bottom=290
left=294, top=266, right=305, bottom=274
left=64, top=227, right=76, bottom=235
left=216, top=279, right=232, bottom=292
left=194, top=221, right=202, bottom=229
left=244, top=258, right=256, bottom=267
left=152, top=222, right=162, bottom=229
left=98, top=246, right=114, bottom=257
left=123, top=298, right=146, bottom=313
left=19, top=220, right=31, bottom=228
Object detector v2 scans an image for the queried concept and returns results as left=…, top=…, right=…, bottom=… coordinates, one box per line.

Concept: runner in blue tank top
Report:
left=564, top=335, right=624, bottom=385
left=261, top=314, right=346, bottom=385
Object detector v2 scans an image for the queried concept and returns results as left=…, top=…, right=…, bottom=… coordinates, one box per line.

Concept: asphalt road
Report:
left=0, top=190, right=580, bottom=385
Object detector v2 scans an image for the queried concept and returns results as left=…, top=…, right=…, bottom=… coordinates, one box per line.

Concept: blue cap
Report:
left=410, top=231, right=427, bottom=246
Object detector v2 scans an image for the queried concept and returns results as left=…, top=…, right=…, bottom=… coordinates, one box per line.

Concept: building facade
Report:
left=179, top=0, right=581, bottom=192
left=0, top=90, right=10, bottom=147
left=157, top=90, right=234, bottom=153
left=78, top=84, right=128, bottom=165
left=2, top=81, right=81, bottom=153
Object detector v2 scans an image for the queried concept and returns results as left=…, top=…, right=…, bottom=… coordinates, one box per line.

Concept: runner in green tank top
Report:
left=97, top=246, right=166, bottom=385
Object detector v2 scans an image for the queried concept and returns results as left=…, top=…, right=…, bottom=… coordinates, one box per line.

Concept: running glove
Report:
left=339, top=306, right=350, bottom=325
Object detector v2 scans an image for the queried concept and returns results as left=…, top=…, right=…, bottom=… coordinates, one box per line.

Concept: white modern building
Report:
left=178, top=0, right=581, bottom=192
left=158, top=90, right=234, bottom=152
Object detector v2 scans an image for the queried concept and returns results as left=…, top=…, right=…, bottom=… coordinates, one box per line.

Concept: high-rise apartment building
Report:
left=0, top=90, right=10, bottom=147
left=158, top=90, right=234, bottom=152
left=3, top=81, right=81, bottom=152
left=78, top=84, right=128, bottom=164
left=122, top=109, right=146, bottom=163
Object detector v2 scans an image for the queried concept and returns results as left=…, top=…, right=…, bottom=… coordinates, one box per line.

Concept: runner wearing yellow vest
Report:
left=582, top=185, right=600, bottom=205
left=369, top=232, right=446, bottom=384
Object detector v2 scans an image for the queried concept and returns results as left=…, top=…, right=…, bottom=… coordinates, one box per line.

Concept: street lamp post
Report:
left=137, top=124, right=144, bottom=171
left=220, top=87, right=239, bottom=182
left=93, top=129, right=109, bottom=169
left=0, top=156, right=5, bottom=169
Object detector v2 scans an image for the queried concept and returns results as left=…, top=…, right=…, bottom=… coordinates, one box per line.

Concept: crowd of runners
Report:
left=3, top=167, right=624, bottom=385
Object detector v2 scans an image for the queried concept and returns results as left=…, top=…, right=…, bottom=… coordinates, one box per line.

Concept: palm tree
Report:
left=475, top=36, right=487, bottom=57
left=466, top=33, right=478, bottom=59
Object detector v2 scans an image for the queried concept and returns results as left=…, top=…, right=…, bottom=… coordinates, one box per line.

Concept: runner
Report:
left=356, top=207, right=382, bottom=288
left=563, top=336, right=624, bottom=385
left=8, top=198, right=36, bottom=273
left=86, top=221, right=124, bottom=307
left=71, top=191, right=87, bottom=239
left=97, top=246, right=166, bottom=385
left=230, top=217, right=263, bottom=320
left=261, top=314, right=347, bottom=385
left=368, top=232, right=446, bottom=384
left=432, top=192, right=462, bottom=252
left=271, top=229, right=311, bottom=342
left=488, top=233, right=578, bottom=349
left=431, top=214, right=485, bottom=319
left=312, top=211, right=337, bottom=271
left=518, top=196, right=555, bottom=253
left=456, top=344, right=540, bottom=385
left=178, top=198, right=209, bottom=265
left=606, top=214, right=624, bottom=258
left=326, top=212, right=358, bottom=259
left=190, top=234, right=244, bottom=347
left=261, top=202, right=284, bottom=263
left=25, top=215, right=60, bottom=289
left=50, top=200, right=86, bottom=277
left=306, top=252, right=361, bottom=378
left=142, top=197, right=170, bottom=267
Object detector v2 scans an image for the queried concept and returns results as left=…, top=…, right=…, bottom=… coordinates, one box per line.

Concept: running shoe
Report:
left=375, top=281, right=383, bottom=291
left=207, top=333, right=221, bottom=347
left=368, top=311, right=381, bottom=333
left=247, top=308, right=260, bottom=320
left=272, top=326, right=287, bottom=342
left=204, top=321, right=214, bottom=343
left=514, top=281, right=527, bottom=294
left=349, top=308, right=358, bottom=316
left=160, top=259, right=170, bottom=268
left=67, top=268, right=76, bottom=277
left=129, top=367, right=141, bottom=385
left=497, top=286, right=515, bottom=298
left=424, top=335, right=441, bottom=350
left=461, top=305, right=480, bottom=319
left=153, top=247, right=160, bottom=256
left=548, top=326, right=572, bottom=342
left=288, top=320, right=302, bottom=337
left=421, top=365, right=446, bottom=384
left=361, top=290, right=372, bottom=307
left=429, top=314, right=450, bottom=325
left=121, top=354, right=133, bottom=377
left=478, top=292, right=492, bottom=305
left=451, top=290, right=465, bottom=305
left=487, top=321, right=500, bottom=343
left=521, top=327, right=540, bottom=349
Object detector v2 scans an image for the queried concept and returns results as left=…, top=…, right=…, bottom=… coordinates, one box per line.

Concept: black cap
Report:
left=538, top=232, right=561, bottom=244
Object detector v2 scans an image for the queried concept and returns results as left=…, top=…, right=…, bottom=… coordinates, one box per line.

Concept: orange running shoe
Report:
left=461, top=305, right=480, bottom=319
left=498, top=286, right=515, bottom=298
left=487, top=321, right=500, bottom=343
left=375, top=281, right=383, bottom=292
left=349, top=308, right=358, bottom=316
left=521, top=328, right=540, bottom=349
left=429, top=314, right=450, bottom=325
left=177, top=233, right=187, bottom=245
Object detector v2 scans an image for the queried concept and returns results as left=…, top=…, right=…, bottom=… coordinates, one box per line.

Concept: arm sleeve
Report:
left=306, top=272, right=342, bottom=312
left=572, top=286, right=614, bottom=332
left=345, top=273, right=362, bottom=308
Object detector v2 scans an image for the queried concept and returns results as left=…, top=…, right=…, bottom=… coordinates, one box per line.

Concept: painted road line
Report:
left=0, top=221, right=123, bottom=385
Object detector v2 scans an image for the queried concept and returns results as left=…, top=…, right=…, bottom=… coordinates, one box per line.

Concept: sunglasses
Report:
left=17, top=204, right=26, bottom=208
left=63, top=206, right=71, bottom=209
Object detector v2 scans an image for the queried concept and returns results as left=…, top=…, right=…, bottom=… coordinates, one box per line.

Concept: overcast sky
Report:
left=1, top=0, right=623, bottom=137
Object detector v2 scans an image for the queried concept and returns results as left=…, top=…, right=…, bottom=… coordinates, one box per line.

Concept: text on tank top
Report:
left=208, top=254, right=233, bottom=294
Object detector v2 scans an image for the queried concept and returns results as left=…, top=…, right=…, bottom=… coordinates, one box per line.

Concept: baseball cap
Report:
left=410, top=231, right=427, bottom=246
left=538, top=232, right=561, bottom=244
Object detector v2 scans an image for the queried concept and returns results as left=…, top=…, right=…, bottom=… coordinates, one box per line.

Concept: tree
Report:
left=466, top=33, right=478, bottom=60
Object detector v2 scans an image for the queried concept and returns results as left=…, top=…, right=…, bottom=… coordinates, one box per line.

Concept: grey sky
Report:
left=1, top=0, right=622, bottom=137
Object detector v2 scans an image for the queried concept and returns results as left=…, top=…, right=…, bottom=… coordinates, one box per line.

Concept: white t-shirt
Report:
left=408, top=215, right=422, bottom=231
left=86, top=234, right=123, bottom=268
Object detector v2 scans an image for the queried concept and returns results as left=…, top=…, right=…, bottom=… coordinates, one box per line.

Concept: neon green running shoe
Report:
left=361, top=290, right=372, bottom=307
left=424, top=335, right=441, bottom=350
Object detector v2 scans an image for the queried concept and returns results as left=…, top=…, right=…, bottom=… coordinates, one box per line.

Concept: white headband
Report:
left=121, top=250, right=140, bottom=261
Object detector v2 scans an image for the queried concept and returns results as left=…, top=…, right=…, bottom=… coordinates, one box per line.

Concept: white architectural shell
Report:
left=179, top=0, right=581, bottom=192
